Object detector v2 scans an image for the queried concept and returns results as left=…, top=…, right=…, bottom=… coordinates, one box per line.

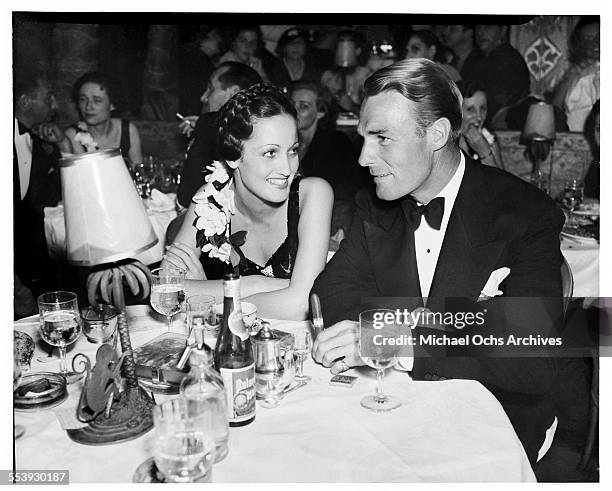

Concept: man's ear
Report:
left=316, top=110, right=325, bottom=121
left=226, top=85, right=241, bottom=98
left=427, top=117, right=452, bottom=151
left=17, top=94, right=31, bottom=112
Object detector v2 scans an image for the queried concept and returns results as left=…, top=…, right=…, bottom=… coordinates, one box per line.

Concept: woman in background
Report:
left=456, top=80, right=504, bottom=169
left=219, top=26, right=268, bottom=82
left=404, top=29, right=462, bottom=82
left=61, top=71, right=143, bottom=166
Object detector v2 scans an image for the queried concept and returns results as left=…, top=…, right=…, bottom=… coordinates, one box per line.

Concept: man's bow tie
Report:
left=402, top=196, right=445, bottom=231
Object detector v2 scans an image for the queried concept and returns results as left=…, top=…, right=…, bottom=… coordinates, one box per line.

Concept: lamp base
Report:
left=67, top=386, right=154, bottom=445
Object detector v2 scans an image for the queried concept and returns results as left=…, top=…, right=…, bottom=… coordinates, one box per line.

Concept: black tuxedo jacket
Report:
left=312, top=157, right=565, bottom=465
left=13, top=126, right=61, bottom=293
left=177, top=111, right=218, bottom=208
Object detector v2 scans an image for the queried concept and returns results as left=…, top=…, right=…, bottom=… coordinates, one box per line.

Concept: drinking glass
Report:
left=150, top=268, right=186, bottom=332
left=132, top=161, right=154, bottom=198
left=186, top=295, right=216, bottom=340
left=37, top=291, right=82, bottom=383
left=259, top=347, right=296, bottom=409
left=358, top=309, right=402, bottom=412
left=153, top=398, right=215, bottom=483
left=562, top=178, right=584, bottom=227
left=293, top=330, right=312, bottom=382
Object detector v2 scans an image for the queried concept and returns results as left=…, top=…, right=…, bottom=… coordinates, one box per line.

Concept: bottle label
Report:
left=223, top=278, right=240, bottom=300
left=220, top=364, right=256, bottom=423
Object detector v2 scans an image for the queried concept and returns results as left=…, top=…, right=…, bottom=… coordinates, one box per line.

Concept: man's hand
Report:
left=32, top=123, right=65, bottom=144
left=162, top=242, right=206, bottom=280
left=178, top=116, right=198, bottom=138
left=312, top=320, right=365, bottom=374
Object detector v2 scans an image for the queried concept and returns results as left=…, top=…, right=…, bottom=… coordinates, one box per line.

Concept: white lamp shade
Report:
left=60, top=149, right=158, bottom=266
left=523, top=101, right=556, bottom=141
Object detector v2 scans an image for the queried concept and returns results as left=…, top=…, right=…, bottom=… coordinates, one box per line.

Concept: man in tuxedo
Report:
left=311, top=59, right=564, bottom=468
left=14, top=75, right=64, bottom=313
left=176, top=61, right=262, bottom=208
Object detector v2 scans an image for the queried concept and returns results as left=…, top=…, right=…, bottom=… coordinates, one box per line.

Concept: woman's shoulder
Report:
left=298, top=177, right=333, bottom=206
left=64, top=126, right=78, bottom=138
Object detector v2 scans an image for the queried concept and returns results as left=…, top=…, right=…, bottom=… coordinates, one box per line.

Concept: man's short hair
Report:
left=363, top=59, right=463, bottom=142
left=216, top=61, right=262, bottom=92
left=14, top=73, right=46, bottom=100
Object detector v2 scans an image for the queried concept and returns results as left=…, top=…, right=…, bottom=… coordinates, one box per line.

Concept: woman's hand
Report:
left=463, top=124, right=491, bottom=158
left=162, top=242, right=206, bottom=280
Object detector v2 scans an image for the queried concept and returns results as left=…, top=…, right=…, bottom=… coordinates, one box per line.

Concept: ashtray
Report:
left=14, top=331, right=35, bottom=368
left=14, top=372, right=68, bottom=412
left=133, top=457, right=166, bottom=483
left=133, top=457, right=210, bottom=483
left=81, top=304, right=120, bottom=344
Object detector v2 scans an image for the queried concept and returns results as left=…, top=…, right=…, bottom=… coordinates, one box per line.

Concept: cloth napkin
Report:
left=147, top=189, right=176, bottom=212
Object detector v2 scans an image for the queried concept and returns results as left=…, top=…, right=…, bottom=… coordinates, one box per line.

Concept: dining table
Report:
left=14, top=305, right=536, bottom=483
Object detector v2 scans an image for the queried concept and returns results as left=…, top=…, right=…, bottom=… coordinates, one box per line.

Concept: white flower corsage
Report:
left=193, top=161, right=246, bottom=267
left=74, top=121, right=100, bottom=152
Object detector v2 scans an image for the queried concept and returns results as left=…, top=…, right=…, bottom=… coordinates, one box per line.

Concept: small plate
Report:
left=14, top=372, right=68, bottom=412
left=561, top=231, right=598, bottom=244
left=14, top=331, right=35, bottom=368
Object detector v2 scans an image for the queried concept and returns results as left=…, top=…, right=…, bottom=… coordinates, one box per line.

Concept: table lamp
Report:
left=522, top=101, right=556, bottom=193
left=59, top=148, right=156, bottom=445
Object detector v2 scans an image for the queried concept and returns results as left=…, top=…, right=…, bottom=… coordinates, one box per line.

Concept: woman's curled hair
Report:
left=216, top=83, right=297, bottom=162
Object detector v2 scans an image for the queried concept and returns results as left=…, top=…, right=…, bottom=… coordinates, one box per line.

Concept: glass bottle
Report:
left=214, top=273, right=256, bottom=427
left=180, top=346, right=229, bottom=463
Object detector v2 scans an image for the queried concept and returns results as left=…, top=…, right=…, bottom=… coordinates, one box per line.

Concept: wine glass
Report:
left=151, top=268, right=186, bottom=332
left=562, top=178, right=584, bottom=227
left=358, top=309, right=402, bottom=412
left=37, top=291, right=82, bottom=383
left=153, top=398, right=215, bottom=483
left=293, top=330, right=312, bottom=382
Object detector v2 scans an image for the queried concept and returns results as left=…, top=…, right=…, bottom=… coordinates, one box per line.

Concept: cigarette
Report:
left=175, top=113, right=195, bottom=127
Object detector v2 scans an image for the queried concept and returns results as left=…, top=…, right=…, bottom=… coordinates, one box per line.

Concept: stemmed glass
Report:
left=358, top=309, right=402, bottom=412
left=150, top=268, right=186, bottom=332
left=37, top=291, right=82, bottom=383
left=562, top=178, right=584, bottom=227
left=293, top=330, right=312, bottom=382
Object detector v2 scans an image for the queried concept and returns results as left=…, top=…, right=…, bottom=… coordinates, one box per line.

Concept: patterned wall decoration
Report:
left=510, top=16, right=579, bottom=96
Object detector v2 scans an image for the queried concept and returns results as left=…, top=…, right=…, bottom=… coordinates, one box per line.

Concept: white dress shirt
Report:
left=14, top=118, right=33, bottom=200
left=414, top=152, right=465, bottom=299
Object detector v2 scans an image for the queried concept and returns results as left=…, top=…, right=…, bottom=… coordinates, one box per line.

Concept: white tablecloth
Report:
left=44, top=192, right=178, bottom=266
left=561, top=237, right=599, bottom=298
left=14, top=306, right=535, bottom=483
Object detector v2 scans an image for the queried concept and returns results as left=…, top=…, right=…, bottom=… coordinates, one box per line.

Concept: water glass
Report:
left=153, top=399, right=215, bottom=483
left=562, top=178, right=584, bottom=226
left=293, top=330, right=312, bottom=382
left=186, top=295, right=216, bottom=339
left=358, top=309, right=402, bottom=412
left=38, top=291, right=82, bottom=382
left=150, top=268, right=186, bottom=332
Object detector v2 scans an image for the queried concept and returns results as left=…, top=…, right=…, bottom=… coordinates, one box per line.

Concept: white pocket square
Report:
left=479, top=267, right=511, bottom=300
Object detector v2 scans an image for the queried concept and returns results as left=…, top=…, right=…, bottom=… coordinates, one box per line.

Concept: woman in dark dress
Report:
left=268, top=27, right=323, bottom=92
left=162, top=84, right=333, bottom=320
left=61, top=71, right=143, bottom=167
